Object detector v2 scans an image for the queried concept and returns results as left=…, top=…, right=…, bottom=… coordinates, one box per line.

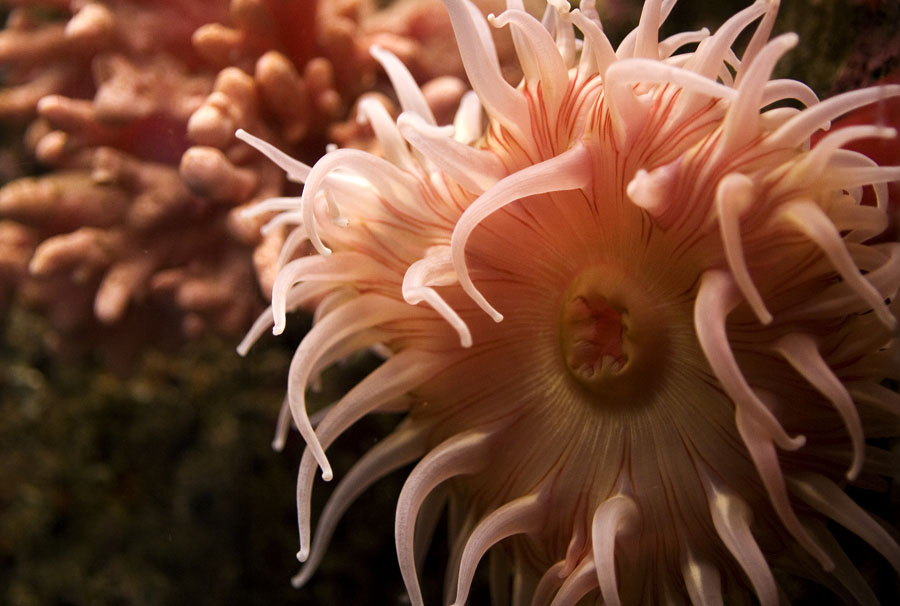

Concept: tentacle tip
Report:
left=272, top=323, right=286, bottom=336
left=296, top=549, right=309, bottom=563
left=321, top=467, right=334, bottom=482
left=490, top=311, right=504, bottom=323
left=271, top=438, right=285, bottom=452
left=787, top=433, right=807, bottom=450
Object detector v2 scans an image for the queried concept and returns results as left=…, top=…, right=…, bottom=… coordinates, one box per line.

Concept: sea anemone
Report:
left=237, top=0, right=900, bottom=603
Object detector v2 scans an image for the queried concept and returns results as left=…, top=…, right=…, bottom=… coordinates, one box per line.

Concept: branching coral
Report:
left=0, top=0, right=252, bottom=364
left=239, top=0, right=900, bottom=603
left=0, top=0, right=481, bottom=365
left=183, top=0, right=509, bottom=294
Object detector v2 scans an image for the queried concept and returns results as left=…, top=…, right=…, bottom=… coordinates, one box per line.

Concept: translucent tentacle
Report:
left=295, top=349, right=446, bottom=560
left=396, top=430, right=494, bottom=606
left=546, top=0, right=576, bottom=68
left=415, top=484, right=450, bottom=574
left=714, top=172, right=772, bottom=324
left=443, top=0, right=530, bottom=136
left=735, top=398, right=833, bottom=570
left=760, top=78, right=819, bottom=110
left=777, top=243, right=900, bottom=322
left=531, top=560, right=566, bottom=606
left=397, top=111, right=505, bottom=193
left=659, top=28, right=710, bottom=60
left=778, top=200, right=895, bottom=329
left=604, top=57, right=737, bottom=146
left=299, top=148, right=422, bottom=255
left=775, top=333, right=864, bottom=480
left=626, top=157, right=682, bottom=218
left=453, top=90, right=485, bottom=144
left=287, top=294, right=420, bottom=482
left=694, top=270, right=805, bottom=450
left=566, top=8, right=616, bottom=81
left=768, top=85, right=900, bottom=148
left=370, top=45, right=437, bottom=125
left=850, top=382, right=900, bottom=419
left=734, top=0, right=780, bottom=86
left=683, top=1, right=767, bottom=81
left=550, top=556, right=597, bottom=606
left=804, top=522, right=880, bottom=606
left=789, top=472, right=900, bottom=573
left=402, top=245, right=472, bottom=347
left=591, top=494, right=640, bottom=606
left=704, top=477, right=778, bottom=606
left=560, top=498, right=588, bottom=577
left=720, top=33, right=798, bottom=153
left=275, top=224, right=310, bottom=270
left=357, top=96, right=419, bottom=173
left=633, top=0, right=662, bottom=60
left=681, top=547, right=724, bottom=606
left=793, top=123, right=895, bottom=183
left=451, top=491, right=545, bottom=606
left=271, top=252, right=392, bottom=334
left=238, top=281, right=334, bottom=356
left=292, top=423, right=428, bottom=588
left=450, top=143, right=592, bottom=322
left=235, top=128, right=311, bottom=183
left=490, top=9, right=568, bottom=108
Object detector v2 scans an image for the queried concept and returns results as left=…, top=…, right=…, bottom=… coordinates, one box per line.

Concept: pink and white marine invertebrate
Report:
left=238, top=0, right=900, bottom=603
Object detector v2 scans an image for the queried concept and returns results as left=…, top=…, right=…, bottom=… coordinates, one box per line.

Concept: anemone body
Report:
left=238, top=0, right=900, bottom=604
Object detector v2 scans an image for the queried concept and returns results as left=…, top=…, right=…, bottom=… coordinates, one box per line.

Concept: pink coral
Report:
left=0, top=0, right=478, bottom=366
left=182, top=0, right=501, bottom=295
left=0, top=0, right=245, bottom=364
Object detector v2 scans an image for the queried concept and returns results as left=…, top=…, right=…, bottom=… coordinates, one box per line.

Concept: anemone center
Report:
left=559, top=266, right=662, bottom=393
left=562, top=294, right=627, bottom=380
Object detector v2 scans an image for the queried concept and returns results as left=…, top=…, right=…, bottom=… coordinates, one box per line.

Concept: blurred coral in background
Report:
left=0, top=0, right=480, bottom=369
left=0, top=0, right=234, bottom=366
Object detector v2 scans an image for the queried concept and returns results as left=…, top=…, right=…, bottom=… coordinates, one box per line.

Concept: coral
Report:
left=183, top=0, right=512, bottom=295
left=0, top=0, right=255, bottom=366
left=0, top=0, right=480, bottom=367
left=239, top=0, right=900, bottom=604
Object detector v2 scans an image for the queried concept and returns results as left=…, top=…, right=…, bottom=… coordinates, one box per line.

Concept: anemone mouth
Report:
left=561, top=291, right=628, bottom=381
left=559, top=265, right=669, bottom=399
